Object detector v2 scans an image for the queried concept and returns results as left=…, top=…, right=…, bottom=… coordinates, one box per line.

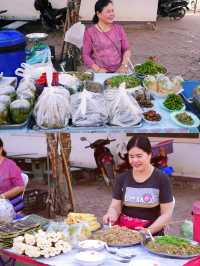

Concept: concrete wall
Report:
left=79, top=0, right=159, bottom=22
left=1, top=0, right=67, bottom=20
left=1, top=133, right=199, bottom=178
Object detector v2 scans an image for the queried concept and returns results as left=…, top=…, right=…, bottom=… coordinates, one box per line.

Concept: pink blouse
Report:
left=0, top=158, right=24, bottom=194
left=82, top=23, right=129, bottom=73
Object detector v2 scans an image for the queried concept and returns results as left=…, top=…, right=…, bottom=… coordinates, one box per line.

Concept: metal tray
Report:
left=0, top=119, right=29, bottom=129
left=143, top=236, right=200, bottom=259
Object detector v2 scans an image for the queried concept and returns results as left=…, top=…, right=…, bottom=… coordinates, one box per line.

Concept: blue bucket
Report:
left=0, top=30, right=26, bottom=77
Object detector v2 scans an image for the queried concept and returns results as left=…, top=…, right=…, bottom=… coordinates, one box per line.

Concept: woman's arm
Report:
left=147, top=201, right=175, bottom=235
left=0, top=186, right=25, bottom=200
left=103, top=199, right=122, bottom=225
left=82, top=29, right=106, bottom=72
left=117, top=49, right=131, bottom=73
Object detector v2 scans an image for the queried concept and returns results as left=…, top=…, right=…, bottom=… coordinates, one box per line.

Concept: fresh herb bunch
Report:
left=105, top=75, right=141, bottom=88
left=155, top=236, right=190, bottom=247
left=163, top=94, right=183, bottom=111
left=135, top=60, right=167, bottom=75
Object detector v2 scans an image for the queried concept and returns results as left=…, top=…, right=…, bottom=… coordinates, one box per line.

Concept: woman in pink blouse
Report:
left=82, top=0, right=131, bottom=73
left=0, top=138, right=24, bottom=200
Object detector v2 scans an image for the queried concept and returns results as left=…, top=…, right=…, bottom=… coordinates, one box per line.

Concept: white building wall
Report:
left=0, top=133, right=199, bottom=178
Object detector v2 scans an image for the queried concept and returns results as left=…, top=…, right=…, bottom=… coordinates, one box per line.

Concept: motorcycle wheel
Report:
left=172, top=7, right=186, bottom=20
left=101, top=163, right=115, bottom=187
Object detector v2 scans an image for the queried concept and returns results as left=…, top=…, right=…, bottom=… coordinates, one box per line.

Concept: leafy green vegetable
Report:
left=65, top=71, right=93, bottom=81
left=10, top=99, right=30, bottom=124
left=163, top=94, right=183, bottom=111
left=105, top=75, right=141, bottom=88
left=135, top=60, right=167, bottom=75
left=155, top=235, right=190, bottom=247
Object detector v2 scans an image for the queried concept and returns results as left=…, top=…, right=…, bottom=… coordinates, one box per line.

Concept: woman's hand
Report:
left=117, top=64, right=129, bottom=73
left=97, top=67, right=107, bottom=73
left=103, top=211, right=118, bottom=225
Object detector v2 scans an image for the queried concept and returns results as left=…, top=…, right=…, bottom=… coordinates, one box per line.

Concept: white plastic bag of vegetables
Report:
left=105, top=82, right=143, bottom=127
left=71, top=89, right=108, bottom=127
left=17, top=77, right=36, bottom=95
left=10, top=99, right=31, bottom=124
left=0, top=85, right=16, bottom=101
left=0, top=199, right=16, bottom=223
left=34, top=86, right=71, bottom=129
left=0, top=102, right=9, bottom=125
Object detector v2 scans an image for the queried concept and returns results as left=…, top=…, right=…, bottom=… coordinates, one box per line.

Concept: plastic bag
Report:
left=59, top=73, right=81, bottom=94
left=17, top=89, right=35, bottom=107
left=0, top=85, right=16, bottom=101
left=0, top=199, right=16, bottom=223
left=17, top=77, right=36, bottom=95
left=64, top=22, right=85, bottom=49
left=180, top=220, right=193, bottom=240
left=0, top=103, right=9, bottom=125
left=10, top=99, right=31, bottom=124
left=46, top=221, right=70, bottom=241
left=68, top=222, right=91, bottom=246
left=34, top=86, right=70, bottom=129
left=0, top=95, right=11, bottom=107
left=105, top=82, right=143, bottom=127
left=71, top=89, right=108, bottom=127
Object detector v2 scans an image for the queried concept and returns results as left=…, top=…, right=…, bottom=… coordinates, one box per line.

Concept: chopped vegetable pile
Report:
left=175, top=112, right=194, bottom=125
left=105, top=75, right=141, bottom=88
left=163, top=94, right=184, bottom=111
left=146, top=235, right=200, bottom=256
left=135, top=60, right=167, bottom=76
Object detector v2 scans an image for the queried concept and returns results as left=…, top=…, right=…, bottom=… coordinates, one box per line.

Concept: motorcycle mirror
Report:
left=80, top=137, right=87, bottom=141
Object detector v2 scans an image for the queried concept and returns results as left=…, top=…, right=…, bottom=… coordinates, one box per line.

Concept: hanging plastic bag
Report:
left=71, top=88, right=108, bottom=127
left=64, top=22, right=85, bottom=49
left=15, top=50, right=54, bottom=80
left=16, top=65, right=36, bottom=95
left=105, top=82, right=143, bottom=127
left=34, top=67, right=71, bottom=129
left=0, top=199, right=16, bottom=223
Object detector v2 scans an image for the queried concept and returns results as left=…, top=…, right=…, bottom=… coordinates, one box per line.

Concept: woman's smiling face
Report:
left=128, top=146, right=151, bottom=172
left=97, top=3, right=115, bottom=24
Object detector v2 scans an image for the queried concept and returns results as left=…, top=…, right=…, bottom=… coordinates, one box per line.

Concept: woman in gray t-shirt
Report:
left=103, top=136, right=174, bottom=235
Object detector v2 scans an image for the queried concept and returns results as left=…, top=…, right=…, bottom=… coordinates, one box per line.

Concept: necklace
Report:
left=97, top=23, right=111, bottom=33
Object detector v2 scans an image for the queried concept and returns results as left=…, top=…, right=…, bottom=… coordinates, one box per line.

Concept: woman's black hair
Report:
left=92, top=0, right=113, bottom=24
left=0, top=138, right=6, bottom=157
left=127, top=135, right=152, bottom=155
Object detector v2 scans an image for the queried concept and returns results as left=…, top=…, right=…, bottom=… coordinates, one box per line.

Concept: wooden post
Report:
left=46, top=133, right=74, bottom=218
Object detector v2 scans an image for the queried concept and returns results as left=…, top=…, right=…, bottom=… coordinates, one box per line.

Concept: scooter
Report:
left=80, top=137, right=116, bottom=187
left=158, top=0, right=189, bottom=20
left=34, top=0, right=67, bottom=30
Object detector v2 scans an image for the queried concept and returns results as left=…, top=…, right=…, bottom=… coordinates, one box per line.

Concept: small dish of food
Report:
left=170, top=111, right=200, bottom=128
left=159, top=94, right=185, bottom=112
left=75, top=250, right=106, bottom=266
left=78, top=240, right=105, bottom=251
left=143, top=110, right=162, bottom=125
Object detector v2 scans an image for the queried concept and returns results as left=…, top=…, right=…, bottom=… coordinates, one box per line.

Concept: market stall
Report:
left=0, top=72, right=200, bottom=134
left=0, top=215, right=196, bottom=266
